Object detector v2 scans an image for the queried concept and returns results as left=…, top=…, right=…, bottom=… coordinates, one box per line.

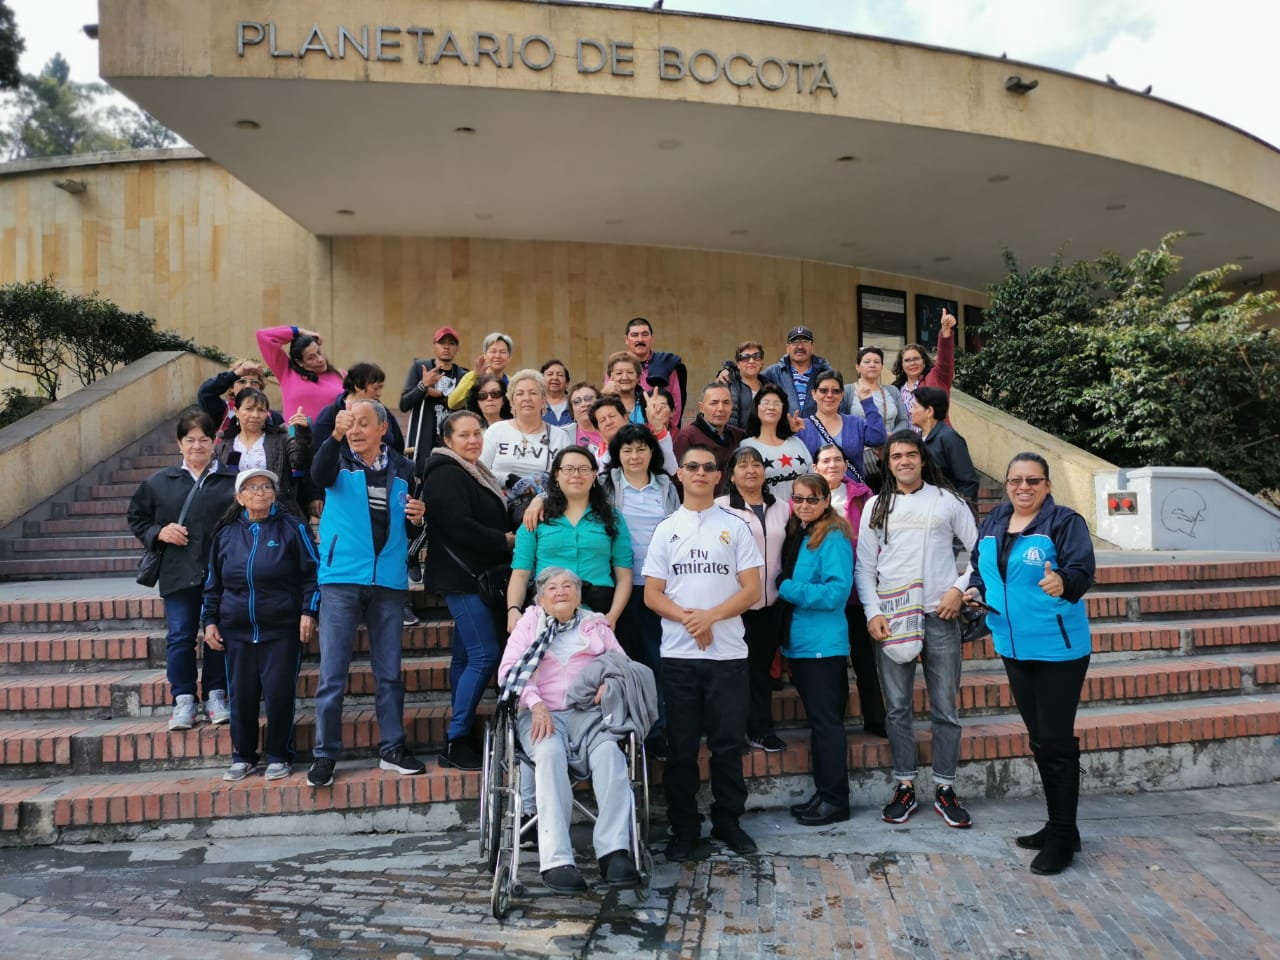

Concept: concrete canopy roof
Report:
left=98, top=0, right=1280, bottom=292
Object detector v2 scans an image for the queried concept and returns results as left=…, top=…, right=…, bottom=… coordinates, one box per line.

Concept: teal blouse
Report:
left=512, top=509, right=633, bottom=587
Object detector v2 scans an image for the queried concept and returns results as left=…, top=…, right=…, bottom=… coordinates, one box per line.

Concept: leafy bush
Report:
left=0, top=277, right=232, bottom=404
left=0, top=386, right=51, bottom=429
left=958, top=235, right=1280, bottom=493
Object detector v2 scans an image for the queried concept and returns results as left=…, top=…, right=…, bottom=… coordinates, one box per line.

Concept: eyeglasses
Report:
left=241, top=483, right=274, bottom=494
left=180, top=436, right=212, bottom=445
left=791, top=495, right=825, bottom=505
left=558, top=464, right=595, bottom=477
left=815, top=387, right=843, bottom=396
left=757, top=399, right=784, bottom=409
left=681, top=462, right=720, bottom=474
left=1006, top=477, right=1048, bottom=488
left=571, top=396, right=597, bottom=406
left=737, top=352, right=764, bottom=362
left=477, top=390, right=504, bottom=401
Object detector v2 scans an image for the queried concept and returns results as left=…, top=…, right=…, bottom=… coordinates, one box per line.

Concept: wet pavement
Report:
left=1, top=783, right=1278, bottom=958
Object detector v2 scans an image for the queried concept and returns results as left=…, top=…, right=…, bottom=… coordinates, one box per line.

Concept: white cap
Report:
left=235, top=468, right=278, bottom=494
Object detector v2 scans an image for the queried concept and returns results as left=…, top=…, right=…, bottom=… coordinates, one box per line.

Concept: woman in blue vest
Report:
left=967, top=452, right=1095, bottom=876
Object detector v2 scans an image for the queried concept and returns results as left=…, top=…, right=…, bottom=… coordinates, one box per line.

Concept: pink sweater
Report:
left=497, top=608, right=624, bottom=711
left=256, top=326, right=346, bottom=421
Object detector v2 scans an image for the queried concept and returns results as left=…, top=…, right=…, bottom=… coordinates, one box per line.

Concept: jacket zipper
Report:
left=247, top=523, right=260, bottom=644
left=326, top=535, right=338, bottom=566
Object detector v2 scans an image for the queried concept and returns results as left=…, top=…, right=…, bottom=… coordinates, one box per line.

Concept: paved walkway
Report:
left=1, top=783, right=1276, bottom=959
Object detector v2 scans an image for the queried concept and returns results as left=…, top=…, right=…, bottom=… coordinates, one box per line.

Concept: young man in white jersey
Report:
left=855, top=430, right=978, bottom=829
left=643, top=443, right=763, bottom=861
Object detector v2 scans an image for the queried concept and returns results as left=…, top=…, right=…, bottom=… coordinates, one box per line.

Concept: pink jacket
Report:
left=497, top=607, right=624, bottom=711
left=256, top=326, right=346, bottom=421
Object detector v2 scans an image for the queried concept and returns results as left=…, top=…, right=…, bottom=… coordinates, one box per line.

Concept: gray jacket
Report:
left=567, top=650, right=659, bottom=743
left=842, top=382, right=909, bottom=435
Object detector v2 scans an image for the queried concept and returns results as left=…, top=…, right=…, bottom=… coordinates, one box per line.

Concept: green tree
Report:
left=958, top=235, right=1280, bottom=493
left=5, top=53, right=176, bottom=160
left=0, top=0, right=24, bottom=92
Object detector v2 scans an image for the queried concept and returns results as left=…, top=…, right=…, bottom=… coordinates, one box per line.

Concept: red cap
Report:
left=433, top=326, right=460, bottom=343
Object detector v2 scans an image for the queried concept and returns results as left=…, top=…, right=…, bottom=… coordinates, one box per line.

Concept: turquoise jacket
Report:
left=778, top=529, right=853, bottom=659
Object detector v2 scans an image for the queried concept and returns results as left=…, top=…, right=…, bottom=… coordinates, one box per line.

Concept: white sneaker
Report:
left=168, top=694, right=198, bottom=730
left=222, top=761, right=256, bottom=782
left=206, top=689, right=231, bottom=725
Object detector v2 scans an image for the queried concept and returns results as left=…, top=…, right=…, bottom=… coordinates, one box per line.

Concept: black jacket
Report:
left=923, top=422, right=979, bottom=502
left=213, top=423, right=313, bottom=516
left=127, top=463, right=238, bottom=597
left=203, top=505, right=320, bottom=644
left=399, top=359, right=468, bottom=475
left=419, top=452, right=511, bottom=595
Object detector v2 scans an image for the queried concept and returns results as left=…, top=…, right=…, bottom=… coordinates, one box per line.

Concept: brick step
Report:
left=0, top=594, right=166, bottom=633
left=0, top=631, right=155, bottom=675
left=1094, top=558, right=1280, bottom=587
left=1087, top=584, right=1280, bottom=622
left=3, top=694, right=1277, bottom=844
left=86, top=483, right=142, bottom=499
left=0, top=556, right=140, bottom=580
left=7, top=536, right=141, bottom=555
left=123, top=454, right=175, bottom=469
left=6, top=654, right=1276, bottom=779
left=108, top=468, right=160, bottom=483
left=28, top=516, right=132, bottom=535
left=63, top=499, right=130, bottom=516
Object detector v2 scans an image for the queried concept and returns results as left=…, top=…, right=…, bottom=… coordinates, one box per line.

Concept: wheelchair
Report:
left=477, top=699, right=653, bottom=919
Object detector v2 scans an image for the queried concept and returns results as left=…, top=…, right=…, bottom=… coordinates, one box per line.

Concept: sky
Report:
left=4, top=0, right=1280, bottom=149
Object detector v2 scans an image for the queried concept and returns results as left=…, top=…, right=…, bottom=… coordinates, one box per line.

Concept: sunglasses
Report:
left=477, top=390, right=504, bottom=401
left=681, top=462, right=720, bottom=474
left=1006, top=477, right=1048, bottom=488
left=791, top=494, right=825, bottom=505
left=737, top=352, right=764, bottom=362
left=815, top=387, right=843, bottom=396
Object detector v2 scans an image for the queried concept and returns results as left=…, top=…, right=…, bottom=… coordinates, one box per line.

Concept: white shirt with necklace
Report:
left=481, top=419, right=572, bottom=483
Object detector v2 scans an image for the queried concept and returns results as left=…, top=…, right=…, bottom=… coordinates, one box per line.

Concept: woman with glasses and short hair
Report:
left=967, top=453, right=1096, bottom=876
left=202, top=468, right=320, bottom=783
left=718, top=340, right=767, bottom=430
left=741, top=382, right=812, bottom=503
left=795, top=369, right=886, bottom=489
left=568, top=382, right=602, bottom=449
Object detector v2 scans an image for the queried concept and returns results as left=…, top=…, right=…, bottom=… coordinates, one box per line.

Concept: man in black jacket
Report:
left=913, top=387, right=979, bottom=503
left=760, top=326, right=835, bottom=419
left=673, top=383, right=745, bottom=495
left=400, top=327, right=467, bottom=476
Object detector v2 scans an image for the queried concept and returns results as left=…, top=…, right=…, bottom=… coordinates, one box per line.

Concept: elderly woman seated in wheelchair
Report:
left=491, top=566, right=657, bottom=898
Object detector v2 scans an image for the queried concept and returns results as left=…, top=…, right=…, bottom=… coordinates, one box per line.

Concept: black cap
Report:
left=786, top=325, right=815, bottom=343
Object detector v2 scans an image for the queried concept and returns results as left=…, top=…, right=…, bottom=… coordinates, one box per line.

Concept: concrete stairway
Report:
left=0, top=553, right=1277, bottom=845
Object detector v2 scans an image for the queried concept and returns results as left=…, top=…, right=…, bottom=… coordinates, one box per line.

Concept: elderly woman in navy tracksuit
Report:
left=967, top=452, right=1095, bottom=877
left=203, top=468, right=320, bottom=783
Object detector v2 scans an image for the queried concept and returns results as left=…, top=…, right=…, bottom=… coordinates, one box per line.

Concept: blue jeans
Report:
left=313, top=583, right=406, bottom=759
left=445, top=593, right=500, bottom=742
left=164, top=585, right=226, bottom=701
left=877, top=613, right=962, bottom=785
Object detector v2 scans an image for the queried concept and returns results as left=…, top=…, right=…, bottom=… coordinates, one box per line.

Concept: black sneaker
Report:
left=307, top=757, right=335, bottom=788
left=665, top=831, right=700, bottom=862
left=882, top=783, right=918, bottom=823
left=402, top=603, right=420, bottom=627
left=379, top=745, right=426, bottom=775
left=438, top=738, right=482, bottom=771
left=710, top=822, right=758, bottom=855
left=599, top=850, right=641, bottom=888
left=541, top=864, right=588, bottom=894
left=933, top=785, right=971, bottom=828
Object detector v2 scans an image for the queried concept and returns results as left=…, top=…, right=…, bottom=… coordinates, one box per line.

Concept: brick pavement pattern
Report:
left=1, top=811, right=1277, bottom=960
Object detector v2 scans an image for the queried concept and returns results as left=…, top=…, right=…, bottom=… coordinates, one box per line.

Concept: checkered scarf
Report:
left=497, top=608, right=581, bottom=709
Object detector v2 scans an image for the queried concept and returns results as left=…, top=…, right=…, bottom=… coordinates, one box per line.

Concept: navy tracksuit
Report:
left=203, top=506, right=320, bottom=765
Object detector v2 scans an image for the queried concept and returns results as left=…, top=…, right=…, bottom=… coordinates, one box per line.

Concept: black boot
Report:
left=1018, top=741, right=1081, bottom=852
left=1030, top=737, right=1080, bottom=875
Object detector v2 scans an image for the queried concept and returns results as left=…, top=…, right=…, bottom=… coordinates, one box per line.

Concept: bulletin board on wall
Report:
left=857, top=285, right=908, bottom=361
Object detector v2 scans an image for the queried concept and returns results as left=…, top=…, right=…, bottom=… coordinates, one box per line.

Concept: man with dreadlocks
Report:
left=854, top=430, right=978, bottom=829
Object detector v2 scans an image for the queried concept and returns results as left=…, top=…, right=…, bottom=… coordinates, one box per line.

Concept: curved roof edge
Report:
left=0, top=147, right=206, bottom=178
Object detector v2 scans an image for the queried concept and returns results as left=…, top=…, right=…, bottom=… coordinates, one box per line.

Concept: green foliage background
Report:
left=958, top=235, right=1280, bottom=494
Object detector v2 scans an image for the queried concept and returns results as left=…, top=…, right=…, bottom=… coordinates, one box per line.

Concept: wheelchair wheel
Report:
left=638, top=845, right=654, bottom=898
left=478, top=720, right=493, bottom=865
left=491, top=848, right=512, bottom=920
left=485, top=716, right=507, bottom=874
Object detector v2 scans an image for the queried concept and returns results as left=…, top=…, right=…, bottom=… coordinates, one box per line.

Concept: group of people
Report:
left=127, top=311, right=1095, bottom=889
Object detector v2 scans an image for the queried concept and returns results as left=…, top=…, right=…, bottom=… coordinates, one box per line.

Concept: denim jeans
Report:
left=444, top=592, right=500, bottom=742
left=313, top=583, right=406, bottom=759
left=164, top=585, right=226, bottom=701
left=877, top=613, right=962, bottom=785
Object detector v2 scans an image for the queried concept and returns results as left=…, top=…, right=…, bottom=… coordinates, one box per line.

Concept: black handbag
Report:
left=959, top=603, right=991, bottom=644
left=441, top=540, right=511, bottom=611
left=136, top=466, right=210, bottom=588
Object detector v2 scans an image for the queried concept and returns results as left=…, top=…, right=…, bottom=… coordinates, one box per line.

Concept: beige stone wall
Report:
left=0, top=155, right=988, bottom=398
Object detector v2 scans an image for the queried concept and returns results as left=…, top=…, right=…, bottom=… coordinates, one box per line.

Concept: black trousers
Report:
left=789, top=656, right=851, bottom=807
left=662, top=657, right=749, bottom=835
left=1002, top=655, right=1090, bottom=746
left=743, top=607, right=780, bottom=739
left=225, top=634, right=303, bottom=765
left=846, top=606, right=886, bottom=728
